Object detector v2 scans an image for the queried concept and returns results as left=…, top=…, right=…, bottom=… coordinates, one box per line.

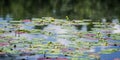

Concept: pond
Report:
left=0, top=17, right=120, bottom=60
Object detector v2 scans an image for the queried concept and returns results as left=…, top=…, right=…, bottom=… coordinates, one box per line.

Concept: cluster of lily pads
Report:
left=0, top=17, right=120, bottom=60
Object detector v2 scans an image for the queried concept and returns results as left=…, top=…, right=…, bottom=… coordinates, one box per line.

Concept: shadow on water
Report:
left=34, top=25, right=48, bottom=30
left=74, top=24, right=93, bottom=31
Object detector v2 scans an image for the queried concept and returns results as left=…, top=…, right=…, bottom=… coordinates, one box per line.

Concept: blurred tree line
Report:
left=0, top=0, right=120, bottom=21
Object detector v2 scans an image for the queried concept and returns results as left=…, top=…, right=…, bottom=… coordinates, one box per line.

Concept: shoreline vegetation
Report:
left=1, top=0, right=120, bottom=21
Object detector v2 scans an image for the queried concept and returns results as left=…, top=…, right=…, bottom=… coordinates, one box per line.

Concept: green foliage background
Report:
left=0, top=0, right=120, bottom=21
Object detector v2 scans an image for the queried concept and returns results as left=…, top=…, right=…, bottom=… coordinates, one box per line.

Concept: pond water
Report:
left=0, top=18, right=120, bottom=60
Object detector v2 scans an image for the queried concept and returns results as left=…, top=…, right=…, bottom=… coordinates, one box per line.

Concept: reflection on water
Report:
left=43, top=24, right=78, bottom=46
left=43, top=24, right=68, bottom=34
left=81, top=24, right=87, bottom=31
left=112, top=19, right=120, bottom=33
left=102, top=18, right=106, bottom=24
